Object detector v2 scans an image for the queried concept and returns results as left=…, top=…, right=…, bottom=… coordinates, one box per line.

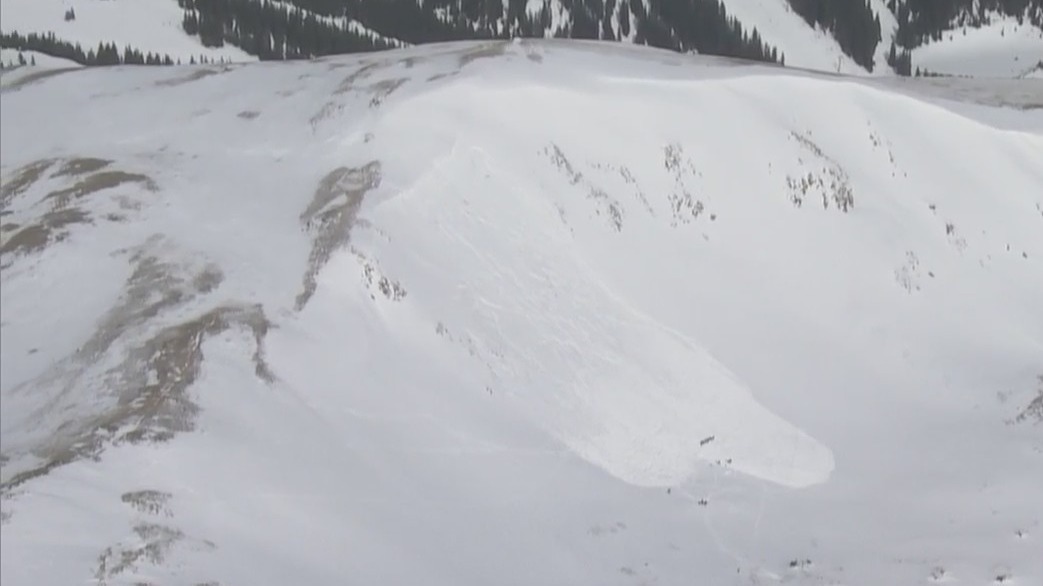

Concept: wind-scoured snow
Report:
left=0, top=0, right=256, bottom=63
left=2, top=40, right=1042, bottom=586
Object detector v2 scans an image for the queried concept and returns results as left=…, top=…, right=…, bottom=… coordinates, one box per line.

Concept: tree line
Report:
left=0, top=31, right=181, bottom=66
left=177, top=0, right=782, bottom=64
left=893, top=0, right=1042, bottom=49
left=786, top=0, right=880, bottom=71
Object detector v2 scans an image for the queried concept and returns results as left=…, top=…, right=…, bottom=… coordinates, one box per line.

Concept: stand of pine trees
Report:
left=178, top=0, right=781, bottom=64
left=1, top=31, right=177, bottom=67
left=887, top=0, right=1041, bottom=76
left=893, top=0, right=1042, bottom=49
left=179, top=0, right=401, bottom=59
left=786, top=0, right=880, bottom=71
left=639, top=0, right=780, bottom=62
left=885, top=41, right=912, bottom=76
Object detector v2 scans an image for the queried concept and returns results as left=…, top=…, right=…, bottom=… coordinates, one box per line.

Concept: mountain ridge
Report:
left=2, top=40, right=1042, bottom=585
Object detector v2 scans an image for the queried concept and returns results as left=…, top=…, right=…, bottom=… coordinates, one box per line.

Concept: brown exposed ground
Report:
left=458, top=41, right=509, bottom=68
left=1, top=159, right=57, bottom=210
left=0, top=208, right=89, bottom=256
left=1, top=237, right=274, bottom=493
left=121, top=490, right=173, bottom=517
left=0, top=157, right=157, bottom=267
left=53, top=157, right=113, bottom=177
left=46, top=170, right=157, bottom=208
left=0, top=67, right=79, bottom=93
left=296, top=162, right=382, bottom=310
left=154, top=66, right=236, bottom=88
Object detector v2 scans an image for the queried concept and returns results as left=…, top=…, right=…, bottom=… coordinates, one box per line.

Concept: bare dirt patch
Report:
left=54, top=157, right=113, bottom=177
left=154, top=67, right=233, bottom=88
left=1, top=159, right=157, bottom=266
left=122, top=490, right=173, bottom=517
left=1, top=237, right=275, bottom=493
left=368, top=78, right=408, bottom=107
left=0, top=67, right=79, bottom=93
left=296, top=162, right=382, bottom=310
left=312, top=63, right=405, bottom=124
left=1, top=159, right=57, bottom=209
left=0, top=208, right=89, bottom=256
left=459, top=41, right=509, bottom=69
left=46, top=171, right=156, bottom=208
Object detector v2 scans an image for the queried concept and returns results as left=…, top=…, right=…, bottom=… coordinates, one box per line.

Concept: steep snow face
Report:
left=912, top=13, right=1043, bottom=77
left=0, top=0, right=256, bottom=63
left=2, top=40, right=1043, bottom=586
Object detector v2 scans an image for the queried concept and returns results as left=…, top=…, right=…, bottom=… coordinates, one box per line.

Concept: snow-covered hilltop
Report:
left=2, top=0, right=1041, bottom=76
left=2, top=40, right=1043, bottom=585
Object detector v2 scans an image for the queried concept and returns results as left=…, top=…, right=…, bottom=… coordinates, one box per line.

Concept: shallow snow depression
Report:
left=2, top=40, right=1042, bottom=586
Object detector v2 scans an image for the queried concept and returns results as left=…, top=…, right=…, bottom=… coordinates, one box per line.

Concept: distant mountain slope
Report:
left=2, top=40, right=1042, bottom=586
left=0, top=0, right=255, bottom=64
left=1, top=0, right=1039, bottom=75
left=911, top=11, right=1043, bottom=77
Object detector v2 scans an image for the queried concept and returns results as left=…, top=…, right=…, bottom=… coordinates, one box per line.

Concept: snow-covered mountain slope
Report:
left=2, top=39, right=1042, bottom=585
left=912, top=13, right=1043, bottom=78
left=716, top=0, right=867, bottom=74
left=0, top=0, right=255, bottom=63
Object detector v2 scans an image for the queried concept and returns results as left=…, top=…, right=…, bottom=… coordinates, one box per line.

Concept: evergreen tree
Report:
left=786, top=0, right=880, bottom=70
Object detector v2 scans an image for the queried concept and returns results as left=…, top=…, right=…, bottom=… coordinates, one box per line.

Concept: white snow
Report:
left=0, top=0, right=257, bottom=63
left=912, top=14, right=1043, bottom=78
left=0, top=47, right=80, bottom=69
left=2, top=39, right=1042, bottom=586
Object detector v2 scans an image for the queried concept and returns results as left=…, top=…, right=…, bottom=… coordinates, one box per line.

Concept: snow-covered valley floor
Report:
left=1, top=40, right=1042, bottom=585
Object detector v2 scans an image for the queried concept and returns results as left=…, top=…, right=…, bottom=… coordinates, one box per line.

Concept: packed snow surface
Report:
left=1, top=39, right=1042, bottom=586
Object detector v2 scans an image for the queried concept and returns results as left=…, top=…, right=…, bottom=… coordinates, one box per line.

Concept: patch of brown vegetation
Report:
left=122, top=490, right=173, bottom=517
left=0, top=208, right=90, bottom=258
left=296, top=162, right=382, bottom=310
left=95, top=523, right=185, bottom=583
left=1, top=300, right=272, bottom=492
left=46, top=171, right=157, bottom=209
left=0, top=67, right=79, bottom=92
left=1, top=158, right=157, bottom=266
left=0, top=237, right=277, bottom=493
left=154, top=67, right=232, bottom=88
left=333, top=62, right=381, bottom=95
left=458, top=41, right=509, bottom=68
left=1, top=159, right=57, bottom=210
left=54, top=157, right=113, bottom=177
left=368, top=78, right=407, bottom=107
